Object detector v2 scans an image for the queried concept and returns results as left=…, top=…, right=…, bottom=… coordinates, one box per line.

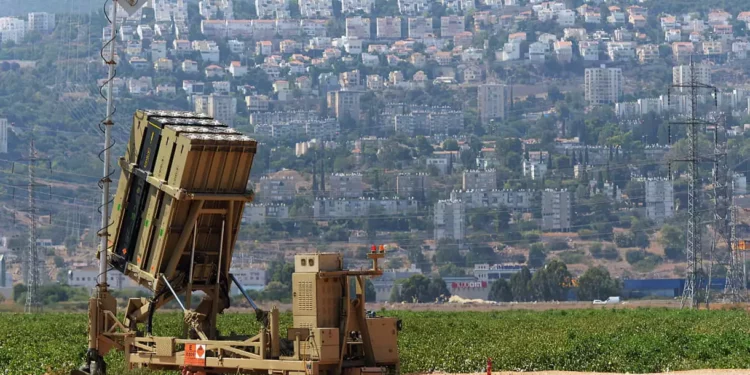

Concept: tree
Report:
left=530, top=260, right=572, bottom=301
left=510, top=267, right=533, bottom=301
left=576, top=266, right=620, bottom=301
left=488, top=279, right=512, bottom=302
left=434, top=240, right=464, bottom=266
left=438, top=263, right=465, bottom=277
left=398, top=275, right=449, bottom=303
left=660, top=224, right=685, bottom=260
left=528, top=243, right=546, bottom=268
left=442, top=138, right=459, bottom=151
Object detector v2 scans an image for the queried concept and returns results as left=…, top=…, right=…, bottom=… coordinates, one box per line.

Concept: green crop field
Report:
left=2, top=309, right=750, bottom=375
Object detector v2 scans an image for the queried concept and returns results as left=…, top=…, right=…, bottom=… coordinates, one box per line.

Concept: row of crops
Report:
left=2, top=309, right=750, bottom=374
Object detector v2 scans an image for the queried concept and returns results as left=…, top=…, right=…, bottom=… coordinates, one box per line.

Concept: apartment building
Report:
left=300, top=0, right=334, bottom=18
left=193, top=94, right=236, bottom=126
left=255, top=0, right=290, bottom=18
left=673, top=64, right=711, bottom=91
left=0, top=17, right=25, bottom=44
left=27, top=12, right=55, bottom=33
left=584, top=65, right=623, bottom=105
left=440, top=15, right=464, bottom=38
left=450, top=190, right=533, bottom=211
left=314, top=197, right=419, bottom=219
left=542, top=189, right=572, bottom=231
left=408, top=17, right=433, bottom=38
left=398, top=0, right=430, bottom=15
left=342, top=0, right=374, bottom=14
left=257, top=176, right=297, bottom=202
left=477, top=83, right=508, bottom=124
left=346, top=16, right=371, bottom=39
left=434, top=199, right=466, bottom=242
left=327, top=90, right=363, bottom=120
left=462, top=169, right=497, bottom=191
left=376, top=17, right=402, bottom=39
left=396, top=173, right=430, bottom=199
left=244, top=203, right=289, bottom=224
left=329, top=173, right=364, bottom=198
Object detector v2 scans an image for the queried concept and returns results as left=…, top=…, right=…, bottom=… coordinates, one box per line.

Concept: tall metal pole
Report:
left=25, top=138, right=41, bottom=314
left=98, top=0, right=118, bottom=294
left=680, top=60, right=700, bottom=309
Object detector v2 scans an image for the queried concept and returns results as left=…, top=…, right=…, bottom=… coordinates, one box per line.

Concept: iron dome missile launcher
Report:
left=78, top=110, right=400, bottom=375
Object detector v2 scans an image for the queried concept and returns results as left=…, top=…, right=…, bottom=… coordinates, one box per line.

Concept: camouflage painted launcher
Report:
left=108, top=109, right=257, bottom=292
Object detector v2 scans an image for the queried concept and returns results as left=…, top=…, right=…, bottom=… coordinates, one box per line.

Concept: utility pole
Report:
left=25, top=138, right=41, bottom=313
left=669, top=58, right=718, bottom=309
left=12, top=134, right=51, bottom=314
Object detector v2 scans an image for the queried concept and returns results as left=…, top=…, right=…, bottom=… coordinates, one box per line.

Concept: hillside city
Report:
left=1, top=0, right=750, bottom=306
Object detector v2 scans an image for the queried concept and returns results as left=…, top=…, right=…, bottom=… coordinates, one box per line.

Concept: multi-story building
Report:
left=244, top=203, right=289, bottom=224
left=346, top=17, right=371, bottom=39
left=522, top=160, right=547, bottom=180
left=673, top=64, right=711, bottom=91
left=27, top=12, right=55, bottom=33
left=398, top=0, right=429, bottom=15
left=434, top=199, right=466, bottom=242
left=579, top=41, right=600, bottom=61
left=396, top=173, right=430, bottom=199
left=199, top=0, right=234, bottom=19
left=255, top=119, right=339, bottom=140
left=645, top=178, right=674, bottom=223
left=0, top=118, right=8, bottom=153
left=0, top=17, right=25, bottom=44
left=636, top=44, right=659, bottom=64
left=440, top=15, right=464, bottom=38
left=228, top=267, right=267, bottom=293
left=202, top=94, right=236, bottom=126
left=542, top=189, right=572, bottom=231
left=376, top=17, right=402, bottom=39
left=255, top=0, right=290, bottom=18
left=257, top=176, right=297, bottom=202
left=450, top=190, right=533, bottom=211
left=554, top=40, right=573, bottom=63
left=300, top=0, right=334, bottom=18
left=329, top=173, right=364, bottom=198
left=477, top=83, right=508, bottom=125
left=342, top=0, right=374, bottom=14
left=462, top=170, right=497, bottom=191
left=192, top=40, right=220, bottom=62
left=314, top=197, right=419, bottom=219
left=327, top=90, right=363, bottom=120
left=474, top=264, right=529, bottom=282
left=68, top=267, right=138, bottom=290
left=584, top=65, right=623, bottom=105
left=408, top=17, right=433, bottom=38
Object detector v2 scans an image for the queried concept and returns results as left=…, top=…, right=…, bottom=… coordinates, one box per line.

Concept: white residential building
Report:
left=255, top=0, right=290, bottom=18
left=329, top=173, right=364, bottom=198
left=314, top=198, right=419, bottom=219
left=462, top=170, right=497, bottom=190
left=399, top=0, right=430, bottom=15
left=450, top=190, right=533, bottom=211
left=27, top=12, right=55, bottom=33
left=434, top=199, right=466, bottom=242
left=477, top=83, right=507, bottom=124
left=584, top=65, right=623, bottom=105
left=0, top=17, right=25, bottom=44
left=244, top=203, right=289, bottom=224
left=193, top=94, right=237, bottom=126
left=408, top=17, right=433, bottom=38
left=522, top=160, right=547, bottom=180
left=342, top=0, right=374, bottom=14
left=346, top=17, right=371, bottom=39
left=300, top=0, right=334, bottom=18
left=673, top=64, right=711, bottom=92
left=192, top=40, right=220, bottom=63
left=645, top=178, right=674, bottom=223
left=376, top=17, right=402, bottom=39
left=528, top=41, right=548, bottom=62
left=542, top=190, right=571, bottom=231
